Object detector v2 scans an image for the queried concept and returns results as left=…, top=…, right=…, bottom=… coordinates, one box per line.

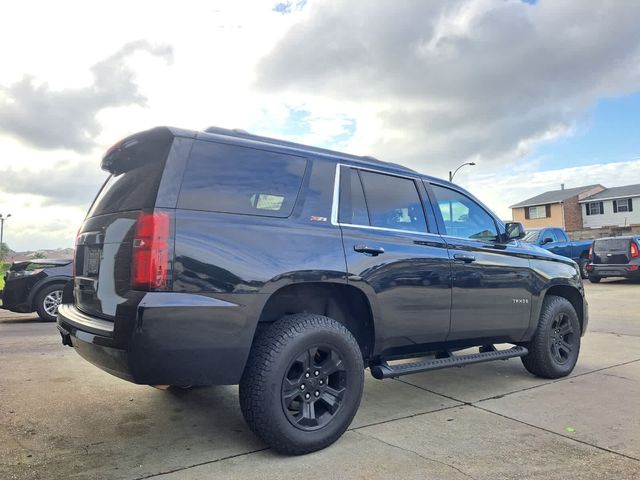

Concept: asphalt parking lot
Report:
left=1, top=280, right=639, bottom=480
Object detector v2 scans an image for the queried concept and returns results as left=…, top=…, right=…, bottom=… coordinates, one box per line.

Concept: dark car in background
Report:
left=522, top=227, right=592, bottom=278
left=1, top=259, right=72, bottom=321
left=587, top=236, right=640, bottom=283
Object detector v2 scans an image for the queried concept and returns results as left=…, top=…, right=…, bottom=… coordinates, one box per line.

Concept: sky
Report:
left=1, top=0, right=639, bottom=251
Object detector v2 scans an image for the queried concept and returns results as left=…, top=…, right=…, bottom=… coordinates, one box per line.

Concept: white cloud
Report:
left=1, top=0, right=639, bottom=250
left=257, top=0, right=640, bottom=171
left=457, top=159, right=640, bottom=220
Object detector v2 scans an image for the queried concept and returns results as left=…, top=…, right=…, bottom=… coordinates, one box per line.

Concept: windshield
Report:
left=522, top=230, right=540, bottom=243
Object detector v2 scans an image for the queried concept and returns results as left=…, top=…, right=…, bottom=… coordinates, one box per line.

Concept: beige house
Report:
left=510, top=184, right=605, bottom=231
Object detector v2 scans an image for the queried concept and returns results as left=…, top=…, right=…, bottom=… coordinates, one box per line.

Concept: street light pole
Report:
left=0, top=213, right=11, bottom=257
left=449, top=162, right=476, bottom=182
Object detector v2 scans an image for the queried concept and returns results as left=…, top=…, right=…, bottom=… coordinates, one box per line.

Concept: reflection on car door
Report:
left=336, top=166, right=452, bottom=353
left=427, top=182, right=533, bottom=342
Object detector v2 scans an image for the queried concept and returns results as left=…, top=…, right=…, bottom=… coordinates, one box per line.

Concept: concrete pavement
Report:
left=1, top=279, right=639, bottom=479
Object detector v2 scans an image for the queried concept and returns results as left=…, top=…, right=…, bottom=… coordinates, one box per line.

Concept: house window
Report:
left=528, top=206, right=547, bottom=219
left=613, top=198, right=633, bottom=213
left=586, top=201, right=604, bottom=215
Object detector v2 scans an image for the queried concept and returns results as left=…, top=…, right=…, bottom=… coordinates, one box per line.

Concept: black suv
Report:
left=58, top=126, right=588, bottom=454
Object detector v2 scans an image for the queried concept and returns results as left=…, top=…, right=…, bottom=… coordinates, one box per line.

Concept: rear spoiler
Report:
left=10, top=259, right=72, bottom=271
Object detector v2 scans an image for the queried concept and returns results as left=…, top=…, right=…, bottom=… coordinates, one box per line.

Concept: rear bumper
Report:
left=57, top=293, right=259, bottom=386
left=589, top=264, right=640, bottom=279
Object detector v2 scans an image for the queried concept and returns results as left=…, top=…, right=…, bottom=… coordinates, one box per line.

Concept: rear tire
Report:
left=521, top=295, right=580, bottom=379
left=35, top=283, right=65, bottom=322
left=239, top=314, right=364, bottom=455
left=588, top=276, right=601, bottom=283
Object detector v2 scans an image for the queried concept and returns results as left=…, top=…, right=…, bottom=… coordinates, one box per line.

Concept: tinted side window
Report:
left=429, top=184, right=498, bottom=242
left=358, top=170, right=427, bottom=232
left=178, top=141, right=307, bottom=217
left=338, top=168, right=370, bottom=225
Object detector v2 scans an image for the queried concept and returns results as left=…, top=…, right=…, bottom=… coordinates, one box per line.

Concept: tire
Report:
left=521, top=295, right=581, bottom=379
left=577, top=258, right=589, bottom=279
left=589, top=276, right=601, bottom=284
left=239, top=314, right=364, bottom=455
left=35, top=283, right=65, bottom=322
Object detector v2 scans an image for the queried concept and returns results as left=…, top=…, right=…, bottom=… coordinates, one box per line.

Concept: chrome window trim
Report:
left=330, top=163, right=437, bottom=237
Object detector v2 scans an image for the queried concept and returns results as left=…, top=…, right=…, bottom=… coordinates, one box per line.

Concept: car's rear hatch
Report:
left=592, top=237, right=634, bottom=265
left=74, top=128, right=175, bottom=320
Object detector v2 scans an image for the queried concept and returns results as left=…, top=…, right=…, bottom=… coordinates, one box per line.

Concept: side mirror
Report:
left=541, top=237, right=554, bottom=245
left=504, top=222, right=526, bottom=241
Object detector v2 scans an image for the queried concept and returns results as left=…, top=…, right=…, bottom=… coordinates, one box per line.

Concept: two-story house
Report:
left=510, top=184, right=605, bottom=231
left=579, top=184, right=640, bottom=228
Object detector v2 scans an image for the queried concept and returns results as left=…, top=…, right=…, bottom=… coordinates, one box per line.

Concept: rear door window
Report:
left=178, top=141, right=307, bottom=217
left=338, top=167, right=370, bottom=226
left=357, top=170, right=427, bottom=233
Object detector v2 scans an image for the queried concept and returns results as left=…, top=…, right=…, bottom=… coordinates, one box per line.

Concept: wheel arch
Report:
left=543, top=284, right=585, bottom=334
left=28, top=276, right=71, bottom=309
left=256, top=282, right=376, bottom=362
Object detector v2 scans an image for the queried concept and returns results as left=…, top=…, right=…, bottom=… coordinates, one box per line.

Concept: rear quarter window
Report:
left=177, top=141, right=307, bottom=218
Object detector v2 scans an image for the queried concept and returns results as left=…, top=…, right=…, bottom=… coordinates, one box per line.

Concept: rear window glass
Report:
left=594, top=238, right=632, bottom=252
left=88, top=131, right=172, bottom=217
left=177, top=141, right=307, bottom=217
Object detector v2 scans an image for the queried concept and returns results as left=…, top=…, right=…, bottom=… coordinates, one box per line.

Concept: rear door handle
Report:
left=354, top=244, right=385, bottom=256
left=453, top=253, right=476, bottom=263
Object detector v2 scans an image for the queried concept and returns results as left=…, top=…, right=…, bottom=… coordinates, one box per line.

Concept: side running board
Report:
left=370, top=345, right=528, bottom=380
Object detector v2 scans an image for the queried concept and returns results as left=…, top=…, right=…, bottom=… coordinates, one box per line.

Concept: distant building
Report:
left=579, top=184, right=640, bottom=228
left=509, top=184, right=605, bottom=231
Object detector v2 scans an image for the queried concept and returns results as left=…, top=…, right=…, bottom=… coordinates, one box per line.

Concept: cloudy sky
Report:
left=1, top=0, right=639, bottom=251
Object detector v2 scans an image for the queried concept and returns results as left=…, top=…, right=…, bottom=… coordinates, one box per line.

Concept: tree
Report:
left=31, top=251, right=47, bottom=259
left=0, top=242, right=9, bottom=262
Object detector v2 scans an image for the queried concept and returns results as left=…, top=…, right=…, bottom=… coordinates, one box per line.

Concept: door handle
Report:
left=453, top=253, right=476, bottom=263
left=354, top=244, right=385, bottom=256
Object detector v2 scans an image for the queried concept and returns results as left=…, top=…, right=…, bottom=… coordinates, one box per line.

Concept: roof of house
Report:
left=509, top=185, right=603, bottom=209
left=579, top=184, right=640, bottom=203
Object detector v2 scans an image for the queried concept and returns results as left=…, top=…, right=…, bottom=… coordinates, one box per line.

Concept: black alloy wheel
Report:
left=521, top=295, right=581, bottom=378
left=548, top=312, right=576, bottom=365
left=281, top=345, right=347, bottom=431
left=239, top=313, right=364, bottom=455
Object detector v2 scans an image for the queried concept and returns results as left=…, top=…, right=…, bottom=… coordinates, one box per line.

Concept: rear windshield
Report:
left=87, top=130, right=173, bottom=217
left=177, top=140, right=307, bottom=218
left=594, top=238, right=632, bottom=252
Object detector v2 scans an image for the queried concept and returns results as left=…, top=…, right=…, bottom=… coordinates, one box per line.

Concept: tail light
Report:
left=131, top=212, right=170, bottom=290
left=631, top=241, right=639, bottom=259
left=588, top=244, right=593, bottom=261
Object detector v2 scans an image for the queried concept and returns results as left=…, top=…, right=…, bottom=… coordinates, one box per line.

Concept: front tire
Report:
left=239, top=314, right=364, bottom=455
left=521, top=295, right=581, bottom=379
left=35, top=283, right=65, bottom=322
